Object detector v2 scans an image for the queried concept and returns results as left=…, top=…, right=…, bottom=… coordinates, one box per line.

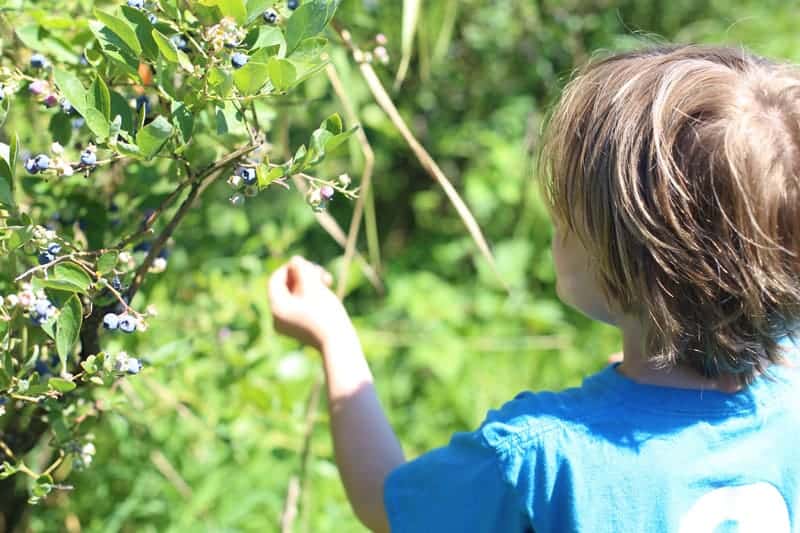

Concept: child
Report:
left=268, top=45, right=800, bottom=532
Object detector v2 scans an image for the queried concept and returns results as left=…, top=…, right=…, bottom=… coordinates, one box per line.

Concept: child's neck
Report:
left=617, top=318, right=744, bottom=393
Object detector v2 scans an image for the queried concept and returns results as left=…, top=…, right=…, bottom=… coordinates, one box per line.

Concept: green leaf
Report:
left=267, top=57, right=296, bottom=92
left=97, top=251, right=118, bottom=274
left=395, top=0, right=421, bottom=89
left=110, top=90, right=135, bottom=133
left=49, top=113, right=73, bottom=146
left=257, top=164, right=285, bottom=190
left=152, top=29, right=178, bottom=62
left=43, top=263, right=93, bottom=294
left=217, top=0, right=248, bottom=23
left=48, top=377, right=76, bottom=393
left=246, top=0, right=271, bottom=22
left=91, top=75, right=112, bottom=120
left=208, top=67, right=234, bottom=98
left=171, top=102, right=194, bottom=142
left=55, top=295, right=82, bottom=371
left=285, top=0, right=341, bottom=53
left=0, top=139, right=15, bottom=208
left=321, top=113, right=343, bottom=134
left=53, top=69, right=110, bottom=139
left=121, top=5, right=159, bottom=61
left=324, top=125, right=358, bottom=154
left=250, top=25, right=287, bottom=57
left=89, top=20, right=141, bottom=79
left=94, top=10, right=142, bottom=56
left=233, top=49, right=272, bottom=95
left=136, top=116, right=174, bottom=159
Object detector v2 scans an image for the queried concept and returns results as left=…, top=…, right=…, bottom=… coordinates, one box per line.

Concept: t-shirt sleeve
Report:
left=383, top=427, right=529, bottom=532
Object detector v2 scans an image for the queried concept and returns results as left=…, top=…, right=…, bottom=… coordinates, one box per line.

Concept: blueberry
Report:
left=25, top=157, right=40, bottom=174
left=157, top=247, right=170, bottom=260
left=263, top=9, right=278, bottom=23
left=118, top=315, right=137, bottom=333
left=231, top=52, right=249, bottom=69
left=34, top=359, right=51, bottom=376
left=34, top=154, right=50, bottom=171
left=80, top=150, right=97, bottom=166
left=135, top=94, right=151, bottom=115
left=236, top=166, right=257, bottom=185
left=126, top=358, right=142, bottom=374
left=71, top=117, right=86, bottom=130
left=111, top=275, right=123, bottom=291
left=127, top=0, right=144, bottom=9
left=30, top=53, right=47, bottom=69
left=47, top=242, right=61, bottom=255
left=147, top=12, right=157, bottom=24
left=170, top=34, right=189, bottom=52
left=288, top=0, right=299, bottom=9
left=102, top=312, right=119, bottom=330
left=29, top=312, right=43, bottom=326
left=133, top=241, right=152, bottom=253
left=34, top=298, right=53, bottom=317
left=38, top=251, right=54, bottom=265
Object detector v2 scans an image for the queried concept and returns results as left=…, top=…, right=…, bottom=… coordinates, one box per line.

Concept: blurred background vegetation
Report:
left=19, top=0, right=800, bottom=530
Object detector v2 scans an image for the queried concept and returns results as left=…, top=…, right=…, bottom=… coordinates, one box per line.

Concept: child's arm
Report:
left=268, top=256, right=404, bottom=533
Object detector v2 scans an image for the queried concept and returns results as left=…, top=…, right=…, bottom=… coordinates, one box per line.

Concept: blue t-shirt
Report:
left=384, top=351, right=800, bottom=532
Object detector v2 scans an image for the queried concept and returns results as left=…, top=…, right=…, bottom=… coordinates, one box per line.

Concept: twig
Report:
left=325, top=64, right=378, bottom=299
left=128, top=143, right=261, bottom=297
left=335, top=25, right=509, bottom=293
left=151, top=450, right=192, bottom=499
left=280, top=476, right=300, bottom=533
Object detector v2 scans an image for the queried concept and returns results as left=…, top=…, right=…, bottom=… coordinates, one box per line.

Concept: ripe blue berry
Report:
left=118, top=315, right=137, bottom=333
left=47, top=242, right=61, bottom=255
left=29, top=53, right=47, bottom=69
left=72, top=117, right=85, bottom=130
left=236, top=166, right=257, bottom=185
left=102, top=312, right=119, bottom=330
left=111, top=275, right=123, bottom=291
left=38, top=251, right=54, bottom=265
left=135, top=94, right=151, bottom=115
left=288, top=0, right=299, bottom=9
left=34, top=154, right=50, bottom=171
left=231, top=52, right=249, bottom=69
left=263, top=9, right=278, bottom=23
left=25, top=158, right=39, bottom=174
left=127, top=0, right=145, bottom=9
left=80, top=150, right=97, bottom=166
left=34, top=359, right=51, bottom=376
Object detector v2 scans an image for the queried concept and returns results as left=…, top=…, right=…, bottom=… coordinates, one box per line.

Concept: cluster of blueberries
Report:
left=103, top=312, right=138, bottom=333
left=37, top=242, right=61, bottom=265
left=29, top=296, right=57, bottom=326
left=25, top=154, right=50, bottom=174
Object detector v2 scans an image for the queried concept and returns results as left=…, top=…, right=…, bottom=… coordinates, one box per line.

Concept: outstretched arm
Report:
left=268, top=257, right=405, bottom=532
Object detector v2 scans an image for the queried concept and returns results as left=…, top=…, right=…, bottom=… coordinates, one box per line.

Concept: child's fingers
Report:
left=268, top=264, right=291, bottom=304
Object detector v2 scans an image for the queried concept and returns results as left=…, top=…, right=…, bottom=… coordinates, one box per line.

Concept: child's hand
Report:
left=268, top=256, right=352, bottom=351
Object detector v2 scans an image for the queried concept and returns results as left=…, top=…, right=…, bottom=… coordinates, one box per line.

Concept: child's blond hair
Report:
left=539, top=45, right=800, bottom=382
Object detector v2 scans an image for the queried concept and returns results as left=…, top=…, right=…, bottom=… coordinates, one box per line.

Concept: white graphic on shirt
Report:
left=679, top=482, right=790, bottom=532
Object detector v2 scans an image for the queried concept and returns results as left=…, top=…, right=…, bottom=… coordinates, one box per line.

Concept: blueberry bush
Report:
left=0, top=0, right=364, bottom=524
